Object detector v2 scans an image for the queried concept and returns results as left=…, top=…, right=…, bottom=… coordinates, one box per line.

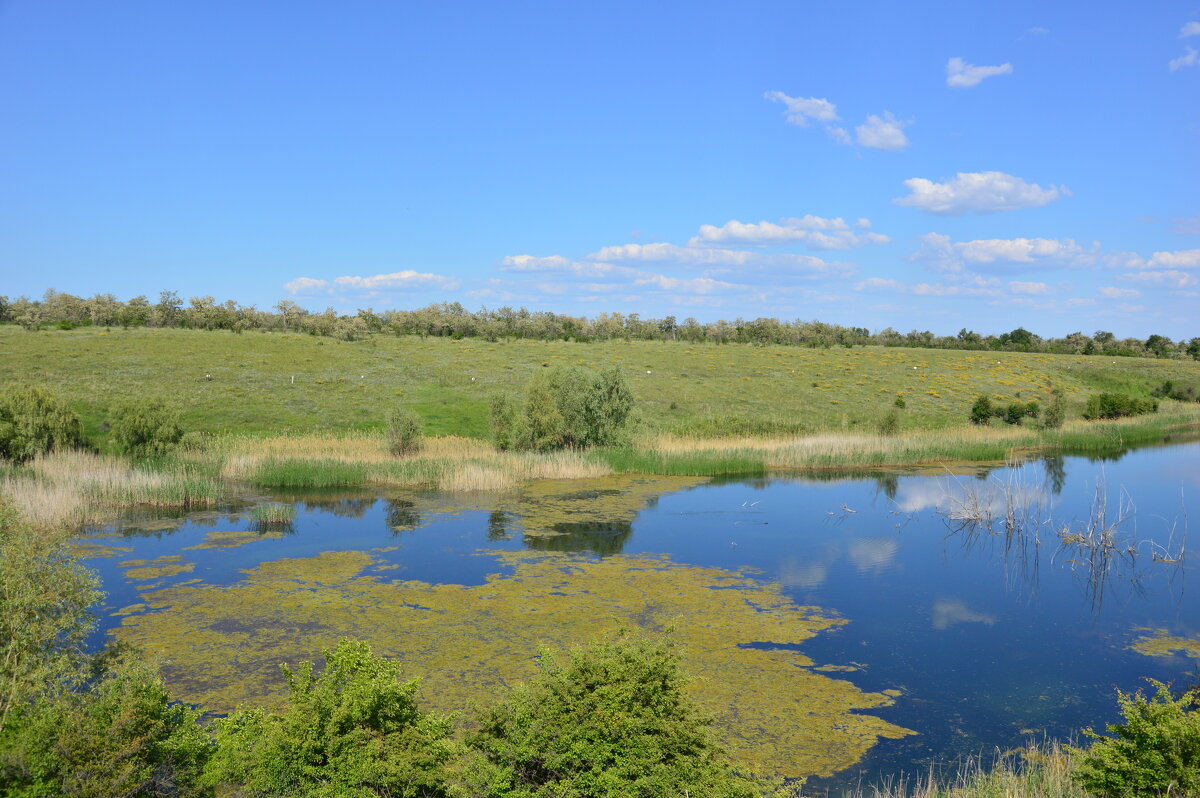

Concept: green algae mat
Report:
left=112, top=547, right=912, bottom=779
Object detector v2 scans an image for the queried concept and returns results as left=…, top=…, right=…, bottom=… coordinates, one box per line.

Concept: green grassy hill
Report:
left=4, top=325, right=1200, bottom=446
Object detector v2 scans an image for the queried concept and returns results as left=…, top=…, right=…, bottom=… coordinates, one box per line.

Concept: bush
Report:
left=1043, top=388, right=1067, bottom=429
left=1152, top=380, right=1199, bottom=402
left=464, top=631, right=762, bottom=797
left=0, top=386, right=85, bottom=463
left=203, top=639, right=455, bottom=797
left=878, top=408, right=900, bottom=436
left=1083, top=393, right=1158, bottom=420
left=1071, top=680, right=1200, bottom=797
left=109, top=399, right=183, bottom=458
left=893, top=395, right=906, bottom=409
left=387, top=406, right=423, bottom=456
left=970, top=395, right=994, bottom=425
left=492, top=365, right=635, bottom=452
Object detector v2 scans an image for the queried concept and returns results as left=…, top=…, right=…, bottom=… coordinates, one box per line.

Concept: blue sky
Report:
left=1, top=1, right=1197, bottom=337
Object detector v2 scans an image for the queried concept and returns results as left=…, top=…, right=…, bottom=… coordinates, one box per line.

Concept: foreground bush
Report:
left=464, top=632, right=766, bottom=797
left=109, top=398, right=184, bottom=457
left=1082, top=393, right=1158, bottom=420
left=203, top=639, right=455, bottom=797
left=1071, top=680, right=1200, bottom=797
left=0, top=385, right=85, bottom=463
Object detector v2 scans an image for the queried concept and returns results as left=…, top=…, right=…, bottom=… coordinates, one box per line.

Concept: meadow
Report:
left=4, top=325, right=1199, bottom=443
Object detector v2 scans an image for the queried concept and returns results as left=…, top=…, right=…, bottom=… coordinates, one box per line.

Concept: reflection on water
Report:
left=74, top=440, right=1200, bottom=788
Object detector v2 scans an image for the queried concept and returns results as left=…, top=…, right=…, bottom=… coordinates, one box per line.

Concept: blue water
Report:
left=77, top=441, right=1200, bottom=787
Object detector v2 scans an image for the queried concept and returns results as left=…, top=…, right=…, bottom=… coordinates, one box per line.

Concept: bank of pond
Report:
left=4, top=438, right=1190, bottom=795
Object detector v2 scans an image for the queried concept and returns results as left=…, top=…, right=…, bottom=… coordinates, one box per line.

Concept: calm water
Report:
left=77, top=441, right=1200, bottom=788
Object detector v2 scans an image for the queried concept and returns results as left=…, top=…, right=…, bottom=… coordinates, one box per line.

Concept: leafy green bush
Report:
left=492, top=365, right=635, bottom=451
left=1071, top=680, right=1200, bottom=797
left=1042, top=388, right=1067, bottom=429
left=387, top=406, right=423, bottom=456
left=0, top=386, right=85, bottom=463
left=203, top=638, right=454, bottom=797
left=464, top=631, right=762, bottom=797
left=1083, top=393, right=1158, bottom=420
left=1151, top=380, right=1199, bottom=402
left=0, top=650, right=211, bottom=798
left=878, top=408, right=900, bottom=436
left=970, top=395, right=994, bottom=425
left=109, top=398, right=184, bottom=457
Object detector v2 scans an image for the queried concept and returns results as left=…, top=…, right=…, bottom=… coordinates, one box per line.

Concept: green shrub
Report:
left=0, top=385, right=85, bottom=463
left=464, top=631, right=762, bottom=797
left=893, top=395, right=906, bottom=409
left=1152, top=380, right=1199, bottom=402
left=969, top=395, right=994, bottom=425
left=1071, top=680, right=1200, bottom=797
left=203, top=638, right=455, bottom=797
left=1043, top=388, right=1067, bottom=429
left=109, top=399, right=183, bottom=457
left=1083, top=393, right=1158, bottom=420
left=493, top=365, right=635, bottom=452
left=387, top=406, right=423, bottom=456
left=878, top=408, right=900, bottom=436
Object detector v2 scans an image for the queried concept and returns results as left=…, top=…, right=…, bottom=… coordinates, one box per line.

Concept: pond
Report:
left=75, top=440, right=1200, bottom=788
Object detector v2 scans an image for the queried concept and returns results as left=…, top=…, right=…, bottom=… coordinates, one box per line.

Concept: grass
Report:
left=830, top=742, right=1084, bottom=798
left=4, top=326, right=1199, bottom=448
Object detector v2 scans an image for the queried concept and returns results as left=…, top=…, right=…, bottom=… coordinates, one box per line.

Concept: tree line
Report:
left=4, top=289, right=1199, bottom=359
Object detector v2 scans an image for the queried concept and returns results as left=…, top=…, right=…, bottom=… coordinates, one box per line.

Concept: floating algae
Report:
left=113, top=548, right=912, bottom=779
left=118, top=554, right=196, bottom=580
left=1129, top=627, right=1200, bottom=659
left=184, top=529, right=287, bottom=551
left=69, top=541, right=134, bottom=559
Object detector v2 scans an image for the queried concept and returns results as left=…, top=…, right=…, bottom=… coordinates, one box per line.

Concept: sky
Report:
left=1, top=1, right=1197, bottom=338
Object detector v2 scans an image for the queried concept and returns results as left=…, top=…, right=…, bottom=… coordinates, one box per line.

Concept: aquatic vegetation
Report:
left=183, top=528, right=287, bottom=550
left=113, top=548, right=912, bottom=779
left=246, top=502, right=296, bottom=531
left=1129, top=628, right=1200, bottom=660
left=118, top=554, right=195, bottom=580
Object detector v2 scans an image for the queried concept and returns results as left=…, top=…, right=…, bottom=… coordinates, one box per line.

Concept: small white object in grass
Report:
left=470, top=377, right=476, bottom=382
left=646, top=370, right=652, bottom=374
left=912, top=366, right=917, bottom=370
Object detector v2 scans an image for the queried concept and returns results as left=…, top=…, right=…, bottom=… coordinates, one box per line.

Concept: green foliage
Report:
left=0, top=650, right=212, bottom=798
left=109, top=398, right=184, bottom=457
left=0, top=385, right=85, bottom=463
left=1151, top=379, right=1199, bottom=402
left=893, top=395, right=906, bottom=408
left=464, top=631, right=765, bottom=797
left=1071, top=680, right=1200, bottom=797
left=1083, top=393, right=1158, bottom=420
left=970, top=395, right=994, bottom=425
left=493, top=365, right=635, bottom=452
left=878, top=408, right=901, bottom=436
left=489, top=395, right=527, bottom=452
left=204, top=638, right=454, bottom=798
left=1000, top=401, right=1039, bottom=425
left=0, top=503, right=100, bottom=732
left=387, top=406, right=424, bottom=456
left=1043, top=388, right=1067, bottom=429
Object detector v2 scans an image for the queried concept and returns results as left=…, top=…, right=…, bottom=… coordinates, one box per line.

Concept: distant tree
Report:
left=387, top=407, right=423, bottom=456
left=1145, top=334, right=1172, bottom=358
left=109, top=399, right=184, bottom=458
left=1042, top=388, right=1067, bottom=429
left=969, top=395, right=994, bottom=425
left=0, top=386, right=85, bottom=463
left=1189, top=338, right=1200, bottom=361
left=497, top=365, right=634, bottom=452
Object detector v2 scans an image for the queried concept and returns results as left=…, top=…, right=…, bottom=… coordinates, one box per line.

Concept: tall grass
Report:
left=1, top=450, right=219, bottom=528
left=835, top=743, right=1083, bottom=798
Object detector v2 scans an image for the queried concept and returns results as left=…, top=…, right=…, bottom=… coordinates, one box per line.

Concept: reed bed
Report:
left=833, top=743, right=1082, bottom=798
left=1, top=450, right=219, bottom=528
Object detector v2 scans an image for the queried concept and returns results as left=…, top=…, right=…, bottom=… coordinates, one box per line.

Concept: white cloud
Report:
left=946, top=57, right=1013, bottom=88
left=687, top=215, right=889, bottom=249
left=1026, top=26, right=1049, bottom=36
left=1008, top=281, right=1049, bottom=295
left=499, top=254, right=575, bottom=272
left=855, top=112, right=909, bottom=151
left=1120, top=270, right=1199, bottom=288
left=331, top=271, right=461, bottom=291
left=763, top=91, right=839, bottom=126
left=1170, top=46, right=1199, bottom=71
left=284, top=277, right=329, bottom=295
left=827, top=126, right=852, bottom=145
left=912, top=233, right=1095, bottom=273
left=894, top=171, right=1066, bottom=215
left=854, top=277, right=906, bottom=291
left=1147, top=249, right=1200, bottom=269
left=1172, top=214, right=1200, bottom=235
left=633, top=274, right=740, bottom=294
left=1181, top=21, right=1200, bottom=37
left=1099, top=286, right=1141, bottom=299
left=585, top=242, right=842, bottom=274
